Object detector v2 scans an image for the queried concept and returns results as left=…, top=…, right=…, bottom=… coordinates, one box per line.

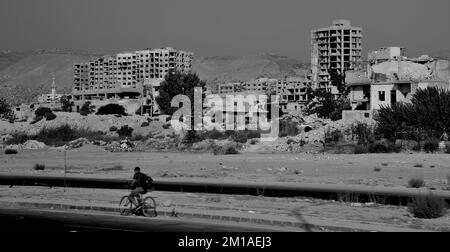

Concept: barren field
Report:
left=1, top=145, right=450, bottom=190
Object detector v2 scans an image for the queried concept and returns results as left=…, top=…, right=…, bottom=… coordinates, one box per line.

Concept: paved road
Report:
left=0, top=207, right=293, bottom=232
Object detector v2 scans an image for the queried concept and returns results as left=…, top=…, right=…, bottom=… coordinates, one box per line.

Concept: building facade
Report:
left=311, top=19, right=363, bottom=93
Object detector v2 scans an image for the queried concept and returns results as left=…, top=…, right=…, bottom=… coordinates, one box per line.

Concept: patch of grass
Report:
left=213, top=144, right=240, bottom=155
left=4, top=149, right=18, bottom=155
left=100, top=165, right=124, bottom=172
left=414, top=164, right=424, bottom=168
left=162, top=123, right=171, bottom=129
left=381, top=163, right=388, bottom=167
left=374, top=167, right=382, bottom=172
left=109, top=126, right=118, bottom=132
left=33, top=163, right=45, bottom=171
left=408, top=176, right=425, bottom=188
left=408, top=194, right=448, bottom=219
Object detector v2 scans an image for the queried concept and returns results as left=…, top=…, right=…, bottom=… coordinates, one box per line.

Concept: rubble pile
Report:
left=4, top=140, right=47, bottom=151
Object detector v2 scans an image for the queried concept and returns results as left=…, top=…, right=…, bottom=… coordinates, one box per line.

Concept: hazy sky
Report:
left=1, top=0, right=449, bottom=60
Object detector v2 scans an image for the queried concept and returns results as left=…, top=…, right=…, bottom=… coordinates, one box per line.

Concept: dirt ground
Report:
left=1, top=145, right=450, bottom=190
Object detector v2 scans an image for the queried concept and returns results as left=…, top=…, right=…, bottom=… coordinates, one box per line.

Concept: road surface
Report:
left=0, top=207, right=296, bottom=232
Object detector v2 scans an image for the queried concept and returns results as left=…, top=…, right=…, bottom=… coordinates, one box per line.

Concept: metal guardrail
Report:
left=1, top=175, right=449, bottom=206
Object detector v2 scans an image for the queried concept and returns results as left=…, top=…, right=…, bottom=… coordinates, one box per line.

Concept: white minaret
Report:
left=51, top=75, right=56, bottom=101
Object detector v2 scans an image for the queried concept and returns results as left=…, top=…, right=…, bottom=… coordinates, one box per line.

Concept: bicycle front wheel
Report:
left=142, top=197, right=157, bottom=217
left=119, top=196, right=132, bottom=216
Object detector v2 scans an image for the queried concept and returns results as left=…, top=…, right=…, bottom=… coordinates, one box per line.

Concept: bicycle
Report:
left=119, top=190, right=157, bottom=217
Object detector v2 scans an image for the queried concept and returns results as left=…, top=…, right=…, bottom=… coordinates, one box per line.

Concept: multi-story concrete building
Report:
left=311, top=19, right=363, bottom=93
left=72, top=47, right=193, bottom=114
left=276, top=77, right=312, bottom=112
left=343, top=50, right=450, bottom=122
left=217, top=76, right=312, bottom=113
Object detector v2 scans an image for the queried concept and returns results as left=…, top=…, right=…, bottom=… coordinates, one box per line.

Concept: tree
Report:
left=304, top=69, right=350, bottom=121
left=329, top=69, right=348, bottom=95
left=79, top=102, right=95, bottom=116
left=0, top=98, right=11, bottom=117
left=375, top=87, right=450, bottom=139
left=96, top=104, right=127, bottom=115
left=60, top=95, right=74, bottom=112
left=156, top=72, right=206, bottom=116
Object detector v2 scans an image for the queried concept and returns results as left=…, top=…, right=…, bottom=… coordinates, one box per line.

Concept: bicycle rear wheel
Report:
left=119, top=196, right=133, bottom=216
left=142, top=197, right=157, bottom=217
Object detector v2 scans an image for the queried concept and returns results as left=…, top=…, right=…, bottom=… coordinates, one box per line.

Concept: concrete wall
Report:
left=342, top=110, right=373, bottom=122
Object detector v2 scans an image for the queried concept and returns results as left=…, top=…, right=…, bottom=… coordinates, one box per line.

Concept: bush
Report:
left=162, top=123, right=171, bottom=129
left=202, top=129, right=226, bottom=140
left=213, top=144, right=240, bottom=155
left=33, top=163, right=45, bottom=171
left=375, top=87, right=450, bottom=140
left=249, top=139, right=259, bottom=145
left=408, top=194, right=448, bottom=219
left=117, top=125, right=134, bottom=138
left=182, top=130, right=204, bottom=145
left=408, top=176, right=425, bottom=188
left=96, top=104, right=127, bottom=116
left=325, top=129, right=343, bottom=143
left=4, top=149, right=18, bottom=155
left=45, top=112, right=56, bottom=121
left=423, top=138, right=439, bottom=153
left=4, top=132, right=30, bottom=145
left=246, top=131, right=261, bottom=140
left=141, top=122, right=150, bottom=127
left=80, top=102, right=94, bottom=116
left=354, top=144, right=368, bottom=154
left=231, top=131, right=249, bottom=143
left=35, top=107, right=52, bottom=118
left=352, top=122, right=376, bottom=144
left=109, top=126, right=118, bottom=132
left=366, top=142, right=402, bottom=153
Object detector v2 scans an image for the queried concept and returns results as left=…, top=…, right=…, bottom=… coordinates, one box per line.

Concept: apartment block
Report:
left=311, top=19, right=363, bottom=93
left=276, top=77, right=312, bottom=111
left=72, top=47, right=193, bottom=114
left=217, top=76, right=312, bottom=112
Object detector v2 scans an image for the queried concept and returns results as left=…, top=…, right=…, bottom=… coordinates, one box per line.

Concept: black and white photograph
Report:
left=0, top=0, right=450, bottom=240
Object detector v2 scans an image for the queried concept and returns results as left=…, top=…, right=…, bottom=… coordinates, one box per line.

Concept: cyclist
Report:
left=129, top=167, right=153, bottom=207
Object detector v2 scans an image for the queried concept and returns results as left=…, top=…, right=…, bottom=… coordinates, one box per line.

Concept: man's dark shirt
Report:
left=133, top=172, right=145, bottom=188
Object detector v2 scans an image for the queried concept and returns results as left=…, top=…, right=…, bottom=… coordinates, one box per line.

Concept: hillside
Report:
left=0, top=50, right=99, bottom=105
left=429, top=50, right=450, bottom=60
left=0, top=50, right=308, bottom=105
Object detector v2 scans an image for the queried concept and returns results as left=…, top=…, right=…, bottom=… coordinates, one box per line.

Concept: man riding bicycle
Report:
left=129, top=167, right=153, bottom=207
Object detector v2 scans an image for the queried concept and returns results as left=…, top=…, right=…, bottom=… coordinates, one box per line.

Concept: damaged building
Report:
left=344, top=47, right=450, bottom=121
left=72, top=47, right=193, bottom=115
